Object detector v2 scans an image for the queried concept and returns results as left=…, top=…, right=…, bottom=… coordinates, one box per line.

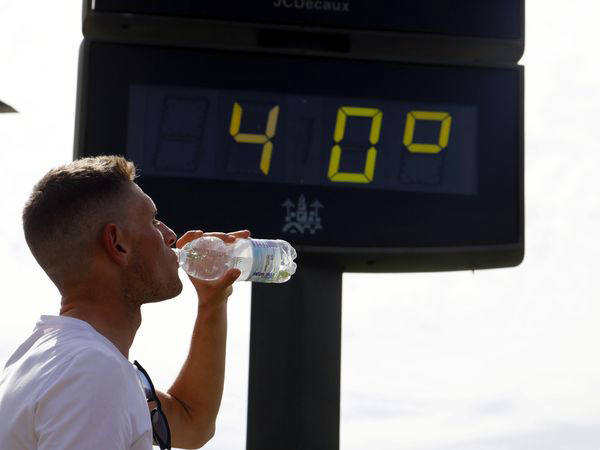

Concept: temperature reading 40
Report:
left=229, top=102, right=453, bottom=184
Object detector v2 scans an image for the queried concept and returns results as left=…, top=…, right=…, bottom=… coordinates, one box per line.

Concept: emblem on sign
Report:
left=282, top=195, right=323, bottom=234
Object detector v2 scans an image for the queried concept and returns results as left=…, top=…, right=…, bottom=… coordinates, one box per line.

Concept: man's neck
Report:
left=60, top=290, right=142, bottom=359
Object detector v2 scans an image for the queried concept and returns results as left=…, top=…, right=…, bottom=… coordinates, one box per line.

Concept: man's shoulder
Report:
left=39, top=328, right=126, bottom=372
left=0, top=322, right=150, bottom=450
left=42, top=347, right=134, bottom=399
left=2, top=328, right=131, bottom=398
left=4, top=316, right=125, bottom=370
left=55, top=344, right=129, bottom=376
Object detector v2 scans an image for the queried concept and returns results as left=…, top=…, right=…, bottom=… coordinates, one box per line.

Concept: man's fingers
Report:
left=175, top=230, right=204, bottom=249
left=203, top=230, right=251, bottom=243
left=206, top=268, right=241, bottom=294
left=176, top=229, right=251, bottom=249
left=201, top=232, right=235, bottom=243
left=227, top=268, right=242, bottom=283
left=228, top=230, right=251, bottom=238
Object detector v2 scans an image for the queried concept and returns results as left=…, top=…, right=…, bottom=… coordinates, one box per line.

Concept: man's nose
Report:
left=160, top=223, right=177, bottom=246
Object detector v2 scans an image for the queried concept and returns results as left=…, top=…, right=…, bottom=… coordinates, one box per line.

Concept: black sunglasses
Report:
left=133, top=360, right=172, bottom=450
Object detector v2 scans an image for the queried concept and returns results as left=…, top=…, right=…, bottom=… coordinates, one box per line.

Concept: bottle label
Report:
left=248, top=239, right=280, bottom=282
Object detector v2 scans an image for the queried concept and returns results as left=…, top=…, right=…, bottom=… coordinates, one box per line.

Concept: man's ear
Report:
left=102, top=223, right=129, bottom=266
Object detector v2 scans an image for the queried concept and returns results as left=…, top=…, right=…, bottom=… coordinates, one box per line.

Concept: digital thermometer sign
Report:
left=74, top=7, right=525, bottom=448
left=74, top=41, right=523, bottom=271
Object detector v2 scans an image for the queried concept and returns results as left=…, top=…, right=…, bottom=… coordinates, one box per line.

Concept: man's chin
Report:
left=173, top=278, right=184, bottom=297
left=145, top=279, right=184, bottom=304
left=164, top=278, right=184, bottom=300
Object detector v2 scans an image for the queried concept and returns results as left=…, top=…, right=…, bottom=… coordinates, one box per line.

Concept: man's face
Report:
left=122, top=183, right=183, bottom=305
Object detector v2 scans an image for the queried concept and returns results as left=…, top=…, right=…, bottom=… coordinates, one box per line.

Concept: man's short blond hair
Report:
left=22, top=155, right=138, bottom=289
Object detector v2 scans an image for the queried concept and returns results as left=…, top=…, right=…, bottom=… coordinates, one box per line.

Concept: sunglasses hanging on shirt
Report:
left=134, top=360, right=172, bottom=450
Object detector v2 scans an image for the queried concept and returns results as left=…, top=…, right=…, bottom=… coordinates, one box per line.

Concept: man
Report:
left=0, top=155, right=248, bottom=449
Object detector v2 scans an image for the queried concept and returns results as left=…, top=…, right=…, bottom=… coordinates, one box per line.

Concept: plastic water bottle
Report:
left=173, top=236, right=297, bottom=283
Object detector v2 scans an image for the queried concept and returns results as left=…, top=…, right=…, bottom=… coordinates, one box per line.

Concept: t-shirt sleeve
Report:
left=34, top=350, right=137, bottom=450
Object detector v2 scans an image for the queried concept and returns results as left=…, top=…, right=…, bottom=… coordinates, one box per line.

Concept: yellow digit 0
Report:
left=403, top=110, right=452, bottom=154
left=229, top=102, right=280, bottom=175
left=328, top=106, right=383, bottom=183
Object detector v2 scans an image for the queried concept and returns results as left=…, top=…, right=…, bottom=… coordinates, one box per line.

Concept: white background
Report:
left=1, top=1, right=599, bottom=449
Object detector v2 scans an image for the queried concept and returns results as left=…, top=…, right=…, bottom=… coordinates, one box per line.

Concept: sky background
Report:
left=1, top=1, right=599, bottom=449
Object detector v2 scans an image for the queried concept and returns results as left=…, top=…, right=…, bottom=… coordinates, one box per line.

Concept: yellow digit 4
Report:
left=328, top=106, right=383, bottom=183
left=229, top=102, right=280, bottom=175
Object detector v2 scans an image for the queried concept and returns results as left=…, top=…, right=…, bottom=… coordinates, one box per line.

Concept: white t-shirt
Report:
left=0, top=315, right=153, bottom=450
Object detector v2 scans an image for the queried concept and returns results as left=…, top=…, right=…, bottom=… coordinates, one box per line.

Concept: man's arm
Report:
left=156, top=300, right=228, bottom=449
left=156, top=229, right=249, bottom=449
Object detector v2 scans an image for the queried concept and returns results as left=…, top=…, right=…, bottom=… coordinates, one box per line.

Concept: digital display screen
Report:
left=127, top=87, right=477, bottom=195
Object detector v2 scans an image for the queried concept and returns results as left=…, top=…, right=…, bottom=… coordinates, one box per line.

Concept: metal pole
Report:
left=247, top=257, right=343, bottom=450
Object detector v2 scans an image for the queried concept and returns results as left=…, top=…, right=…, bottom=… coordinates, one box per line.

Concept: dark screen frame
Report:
left=74, top=40, right=524, bottom=272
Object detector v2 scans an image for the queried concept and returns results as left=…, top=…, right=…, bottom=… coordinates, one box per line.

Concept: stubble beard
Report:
left=124, top=247, right=183, bottom=307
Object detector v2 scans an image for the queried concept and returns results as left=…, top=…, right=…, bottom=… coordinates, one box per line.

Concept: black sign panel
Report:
left=74, top=41, right=523, bottom=271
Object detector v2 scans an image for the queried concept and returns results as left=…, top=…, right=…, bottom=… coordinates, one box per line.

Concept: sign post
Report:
left=248, top=258, right=342, bottom=449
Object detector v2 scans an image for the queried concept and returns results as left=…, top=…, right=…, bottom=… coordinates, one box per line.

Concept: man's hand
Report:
left=175, top=229, right=251, bottom=307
